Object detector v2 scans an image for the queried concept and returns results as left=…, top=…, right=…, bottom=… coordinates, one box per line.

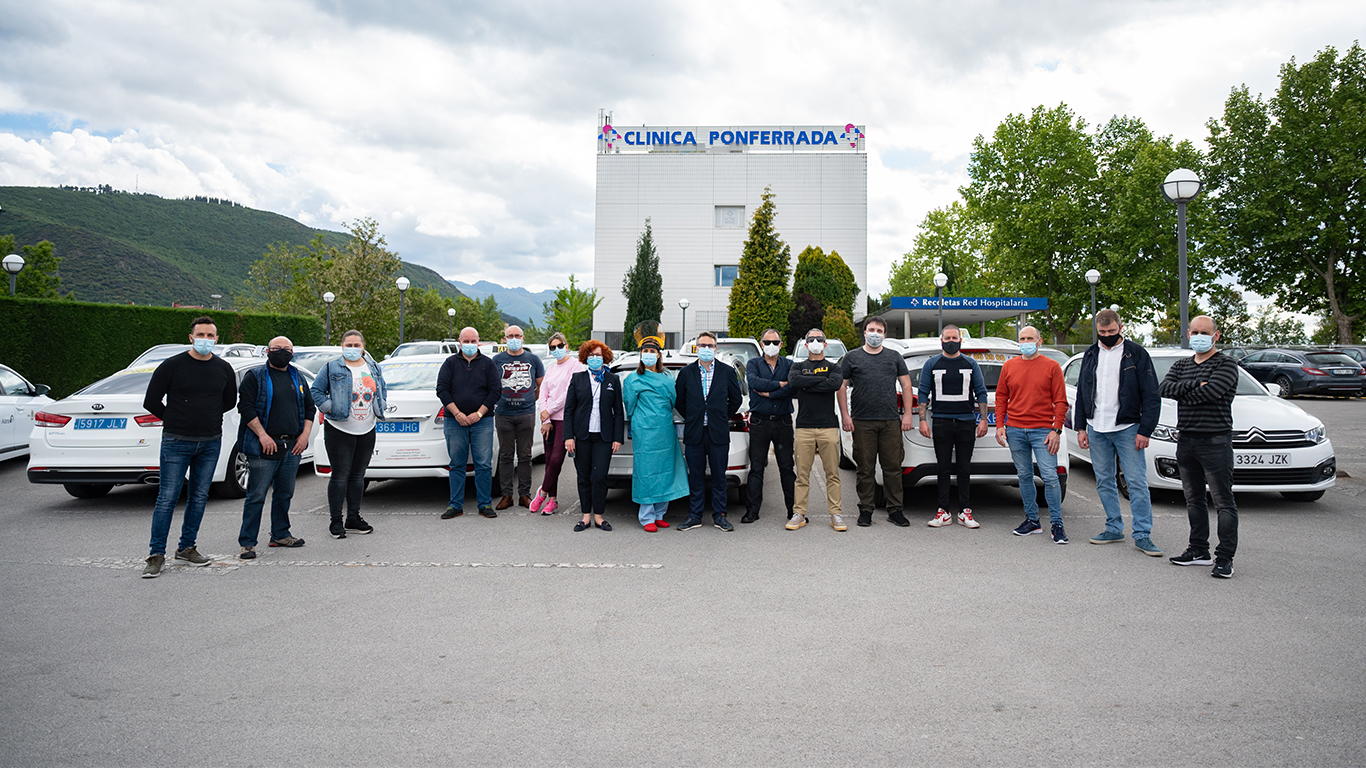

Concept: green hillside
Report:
left=0, top=186, right=464, bottom=308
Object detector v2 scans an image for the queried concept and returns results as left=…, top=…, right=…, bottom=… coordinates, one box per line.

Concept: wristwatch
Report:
left=1052, top=428, right=1063, bottom=434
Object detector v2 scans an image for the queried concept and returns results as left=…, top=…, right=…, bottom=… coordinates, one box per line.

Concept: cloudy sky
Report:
left=0, top=0, right=1360, bottom=296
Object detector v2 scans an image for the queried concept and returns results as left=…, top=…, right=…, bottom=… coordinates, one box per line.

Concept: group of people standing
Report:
left=140, top=309, right=1241, bottom=582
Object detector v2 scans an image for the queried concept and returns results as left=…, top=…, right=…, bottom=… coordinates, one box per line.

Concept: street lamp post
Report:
left=1161, top=168, right=1204, bottom=348
left=396, top=277, right=411, bottom=344
left=678, top=298, right=690, bottom=350
left=210, top=294, right=222, bottom=310
left=323, top=291, right=336, bottom=343
left=933, top=272, right=948, bottom=335
left=447, top=307, right=456, bottom=338
left=1085, top=268, right=1101, bottom=344
left=3, top=253, right=25, bottom=296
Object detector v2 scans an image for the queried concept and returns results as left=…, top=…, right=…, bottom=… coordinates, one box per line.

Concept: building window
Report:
left=715, top=265, right=739, bottom=287
left=715, top=206, right=745, bottom=228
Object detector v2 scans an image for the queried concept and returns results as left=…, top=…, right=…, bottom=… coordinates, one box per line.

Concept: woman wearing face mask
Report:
left=309, top=330, right=388, bottom=539
left=562, top=340, right=625, bottom=531
left=622, top=338, right=690, bottom=531
left=529, top=332, right=584, bottom=515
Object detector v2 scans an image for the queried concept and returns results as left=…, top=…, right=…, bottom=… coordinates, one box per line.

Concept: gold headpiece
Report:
left=633, top=320, right=664, bottom=350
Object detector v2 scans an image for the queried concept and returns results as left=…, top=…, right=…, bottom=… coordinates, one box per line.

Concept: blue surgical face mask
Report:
left=462, top=343, right=479, bottom=357
left=342, top=347, right=364, bottom=362
left=192, top=338, right=215, bottom=355
left=506, top=338, right=523, bottom=352
left=697, top=347, right=716, bottom=362
left=550, top=347, right=567, bottom=360
left=1189, top=334, right=1214, bottom=353
left=586, top=355, right=603, bottom=370
left=640, top=353, right=659, bottom=368
left=1019, top=342, right=1038, bottom=357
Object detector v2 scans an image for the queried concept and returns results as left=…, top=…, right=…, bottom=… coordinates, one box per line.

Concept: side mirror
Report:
left=34, top=384, right=51, bottom=397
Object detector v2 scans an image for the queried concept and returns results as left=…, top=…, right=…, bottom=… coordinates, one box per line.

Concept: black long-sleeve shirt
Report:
left=789, top=358, right=843, bottom=429
left=435, top=352, right=501, bottom=415
left=239, top=366, right=316, bottom=437
left=1158, top=352, right=1239, bottom=434
left=143, top=352, right=238, bottom=440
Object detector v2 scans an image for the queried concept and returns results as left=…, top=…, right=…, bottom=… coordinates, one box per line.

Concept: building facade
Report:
left=593, top=116, right=867, bottom=348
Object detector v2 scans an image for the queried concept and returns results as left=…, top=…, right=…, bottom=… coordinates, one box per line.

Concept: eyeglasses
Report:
left=696, top=343, right=716, bottom=349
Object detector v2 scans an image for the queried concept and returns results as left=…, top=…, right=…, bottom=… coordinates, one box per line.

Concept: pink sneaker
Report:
left=540, top=499, right=559, bottom=515
left=928, top=508, right=953, bottom=528
left=529, top=490, right=548, bottom=513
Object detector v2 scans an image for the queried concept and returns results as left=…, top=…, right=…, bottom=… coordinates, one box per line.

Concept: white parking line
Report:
left=61, top=557, right=663, bottom=573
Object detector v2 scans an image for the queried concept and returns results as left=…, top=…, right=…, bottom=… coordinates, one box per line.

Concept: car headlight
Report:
left=1305, top=425, right=1326, bottom=444
left=1150, top=424, right=1179, bottom=442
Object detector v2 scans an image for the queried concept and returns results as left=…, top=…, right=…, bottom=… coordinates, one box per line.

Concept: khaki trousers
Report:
left=794, top=427, right=841, bottom=515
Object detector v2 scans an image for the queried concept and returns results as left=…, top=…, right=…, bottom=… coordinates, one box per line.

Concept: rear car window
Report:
left=379, top=361, right=444, bottom=391
left=1305, top=352, right=1358, bottom=366
left=78, top=370, right=156, bottom=396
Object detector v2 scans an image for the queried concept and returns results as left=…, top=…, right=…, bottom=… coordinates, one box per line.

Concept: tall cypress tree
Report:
left=727, top=187, right=793, bottom=340
left=621, top=218, right=664, bottom=351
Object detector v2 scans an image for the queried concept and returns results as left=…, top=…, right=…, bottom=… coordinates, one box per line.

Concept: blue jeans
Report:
left=445, top=416, right=494, bottom=510
left=239, top=448, right=302, bottom=547
left=685, top=435, right=729, bottom=522
left=1006, top=427, right=1062, bottom=525
left=149, top=437, right=222, bottom=556
left=638, top=501, right=669, bottom=525
left=1088, top=425, right=1152, bottom=540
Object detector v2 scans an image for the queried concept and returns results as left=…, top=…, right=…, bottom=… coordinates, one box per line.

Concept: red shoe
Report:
left=655, top=520, right=670, bottom=528
left=643, top=523, right=658, bottom=532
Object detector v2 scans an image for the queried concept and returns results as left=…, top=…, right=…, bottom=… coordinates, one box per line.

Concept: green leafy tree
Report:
left=727, top=187, right=794, bottom=340
left=824, top=307, right=860, bottom=350
left=786, top=292, right=825, bottom=350
left=889, top=202, right=994, bottom=300
left=621, top=218, right=663, bottom=351
left=1206, top=43, right=1366, bottom=344
left=1204, top=284, right=1252, bottom=345
left=542, top=274, right=601, bottom=348
left=0, top=235, right=64, bottom=298
left=1245, top=304, right=1308, bottom=346
left=792, top=246, right=860, bottom=317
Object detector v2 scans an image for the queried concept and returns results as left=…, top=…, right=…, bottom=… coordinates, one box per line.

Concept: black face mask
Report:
left=942, top=341, right=961, bottom=355
left=268, top=349, right=294, bottom=367
left=1098, top=332, right=1122, bottom=348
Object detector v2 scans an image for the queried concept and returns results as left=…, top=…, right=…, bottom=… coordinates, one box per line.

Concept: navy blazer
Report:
left=675, top=360, right=744, bottom=446
left=563, top=370, right=626, bottom=443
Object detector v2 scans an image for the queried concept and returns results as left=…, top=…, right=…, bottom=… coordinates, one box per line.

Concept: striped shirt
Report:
left=1157, top=352, right=1239, bottom=434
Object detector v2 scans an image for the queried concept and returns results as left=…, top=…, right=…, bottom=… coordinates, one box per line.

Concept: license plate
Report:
left=376, top=420, right=419, bottom=434
left=1235, top=452, right=1291, bottom=466
left=1333, top=369, right=1353, bottom=375
left=974, top=412, right=998, bottom=426
left=74, top=417, right=127, bottom=430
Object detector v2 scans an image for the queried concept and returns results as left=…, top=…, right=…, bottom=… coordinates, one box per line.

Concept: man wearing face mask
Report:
left=235, top=336, right=316, bottom=558
left=675, top=330, right=744, bottom=531
left=743, top=328, right=796, bottom=523
left=435, top=327, right=502, bottom=519
left=995, top=326, right=1069, bottom=543
left=917, top=325, right=989, bottom=529
left=1073, top=309, right=1163, bottom=557
left=140, top=316, right=237, bottom=578
left=787, top=329, right=847, bottom=531
left=1159, top=315, right=1241, bottom=579
left=492, top=325, right=545, bottom=510
left=838, top=316, right=914, bottom=528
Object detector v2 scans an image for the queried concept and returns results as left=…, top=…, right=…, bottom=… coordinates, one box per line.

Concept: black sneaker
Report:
left=329, top=520, right=347, bottom=539
left=677, top=517, right=703, bottom=531
left=1169, top=548, right=1213, bottom=566
left=1211, top=560, right=1234, bottom=579
left=345, top=516, right=373, bottom=535
left=714, top=516, right=734, bottom=532
left=479, top=507, right=498, bottom=519
left=1013, top=519, right=1042, bottom=536
left=887, top=511, right=911, bottom=527
left=1051, top=523, right=1069, bottom=544
left=441, top=507, right=463, bottom=519
left=857, top=511, right=873, bottom=527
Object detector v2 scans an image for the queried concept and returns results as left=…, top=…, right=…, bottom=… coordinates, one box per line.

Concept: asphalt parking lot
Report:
left=2, top=399, right=1364, bottom=766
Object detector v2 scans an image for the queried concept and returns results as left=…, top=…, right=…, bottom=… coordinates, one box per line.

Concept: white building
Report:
left=593, top=115, right=867, bottom=348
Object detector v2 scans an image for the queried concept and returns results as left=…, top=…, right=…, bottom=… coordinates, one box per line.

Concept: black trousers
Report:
left=573, top=433, right=613, bottom=518
left=747, top=415, right=795, bottom=515
left=932, top=417, right=976, bottom=510
left=1176, top=432, right=1239, bottom=561
left=324, top=421, right=375, bottom=521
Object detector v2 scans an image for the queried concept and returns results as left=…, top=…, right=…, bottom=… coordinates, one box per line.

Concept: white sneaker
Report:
left=958, top=509, right=980, bottom=529
left=830, top=514, right=847, bottom=532
left=928, top=509, right=953, bottom=527
left=785, top=514, right=807, bottom=531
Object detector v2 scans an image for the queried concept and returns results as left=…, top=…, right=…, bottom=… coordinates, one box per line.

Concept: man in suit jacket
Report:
left=674, top=331, right=744, bottom=531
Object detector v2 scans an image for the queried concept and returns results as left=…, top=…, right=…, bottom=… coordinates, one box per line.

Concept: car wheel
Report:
left=1036, top=478, right=1068, bottom=506
left=1275, top=376, right=1294, bottom=398
left=839, top=445, right=856, bottom=470
left=873, top=482, right=885, bottom=509
left=64, top=483, right=113, bottom=499
left=736, top=484, right=749, bottom=506
left=1116, top=460, right=1130, bottom=501
left=213, top=443, right=249, bottom=499
left=1281, top=490, right=1325, bottom=502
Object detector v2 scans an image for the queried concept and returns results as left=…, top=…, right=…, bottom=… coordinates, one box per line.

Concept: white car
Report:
left=1062, top=348, right=1336, bottom=501
left=839, top=335, right=1071, bottom=507
left=26, top=358, right=315, bottom=499
left=312, top=353, right=543, bottom=481
left=679, top=336, right=764, bottom=368
left=607, top=351, right=752, bottom=503
left=0, top=364, right=54, bottom=462
left=127, top=343, right=262, bottom=369
left=790, top=337, right=849, bottom=364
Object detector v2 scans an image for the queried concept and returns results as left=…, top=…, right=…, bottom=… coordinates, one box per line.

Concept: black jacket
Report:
left=563, top=370, right=625, bottom=443
left=675, top=360, right=744, bottom=445
left=1073, top=339, right=1161, bottom=437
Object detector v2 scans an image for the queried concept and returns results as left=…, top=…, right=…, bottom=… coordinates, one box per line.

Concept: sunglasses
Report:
left=549, top=343, right=566, bottom=350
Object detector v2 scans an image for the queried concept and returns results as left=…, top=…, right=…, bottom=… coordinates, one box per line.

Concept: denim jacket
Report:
left=310, top=355, right=388, bottom=423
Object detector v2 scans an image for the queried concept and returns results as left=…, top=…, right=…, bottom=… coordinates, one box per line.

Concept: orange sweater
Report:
left=995, top=355, right=1068, bottom=429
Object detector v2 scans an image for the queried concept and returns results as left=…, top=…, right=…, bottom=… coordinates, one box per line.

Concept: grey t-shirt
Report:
left=841, top=346, right=909, bottom=421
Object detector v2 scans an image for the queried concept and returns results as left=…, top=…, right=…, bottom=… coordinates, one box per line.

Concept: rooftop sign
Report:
left=890, top=297, right=1050, bottom=311
left=598, top=123, right=865, bottom=153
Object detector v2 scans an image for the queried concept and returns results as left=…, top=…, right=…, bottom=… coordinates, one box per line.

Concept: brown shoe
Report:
left=495, top=495, right=513, bottom=510
left=519, top=495, right=532, bottom=508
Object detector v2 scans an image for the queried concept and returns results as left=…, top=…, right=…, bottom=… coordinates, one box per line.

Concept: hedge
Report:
left=0, top=296, right=323, bottom=398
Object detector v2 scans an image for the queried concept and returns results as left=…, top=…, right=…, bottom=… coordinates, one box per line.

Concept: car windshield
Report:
left=77, top=369, right=157, bottom=396
left=717, top=342, right=760, bottom=364
left=905, top=351, right=1015, bottom=391
left=391, top=343, right=443, bottom=358
left=379, top=360, right=443, bottom=391
left=1305, top=352, right=1358, bottom=367
left=793, top=339, right=848, bottom=361
left=1150, top=357, right=1267, bottom=395
left=290, top=350, right=340, bottom=374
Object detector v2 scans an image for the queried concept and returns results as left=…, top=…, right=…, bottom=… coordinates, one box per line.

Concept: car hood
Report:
left=1154, top=395, right=1321, bottom=431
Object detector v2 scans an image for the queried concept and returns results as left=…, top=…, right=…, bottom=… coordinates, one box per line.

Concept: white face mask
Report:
left=806, top=339, right=826, bottom=354
left=762, top=341, right=782, bottom=356
left=865, top=331, right=884, bottom=348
